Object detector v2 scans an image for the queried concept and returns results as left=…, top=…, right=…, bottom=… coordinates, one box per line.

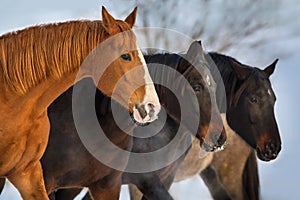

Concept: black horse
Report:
left=0, top=41, right=225, bottom=200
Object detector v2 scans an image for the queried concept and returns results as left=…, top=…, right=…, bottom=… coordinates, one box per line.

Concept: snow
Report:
left=0, top=0, right=299, bottom=199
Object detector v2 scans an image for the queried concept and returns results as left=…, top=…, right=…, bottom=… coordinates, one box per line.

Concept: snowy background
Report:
left=0, top=0, right=299, bottom=199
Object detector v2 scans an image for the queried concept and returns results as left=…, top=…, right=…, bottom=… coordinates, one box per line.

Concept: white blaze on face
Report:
left=205, top=74, right=211, bottom=86
left=136, top=45, right=161, bottom=122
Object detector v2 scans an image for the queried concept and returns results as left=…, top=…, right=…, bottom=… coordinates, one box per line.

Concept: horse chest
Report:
left=174, top=138, right=213, bottom=182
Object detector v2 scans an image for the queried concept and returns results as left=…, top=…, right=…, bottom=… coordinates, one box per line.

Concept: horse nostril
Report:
left=265, top=141, right=281, bottom=159
left=217, top=131, right=226, bottom=146
left=136, top=104, right=147, bottom=120
left=215, top=126, right=226, bottom=144
left=210, top=131, right=223, bottom=146
left=146, top=103, right=155, bottom=118
left=266, top=141, right=276, bottom=152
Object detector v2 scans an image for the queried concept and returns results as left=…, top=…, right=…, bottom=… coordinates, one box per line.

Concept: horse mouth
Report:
left=256, top=146, right=280, bottom=161
left=130, top=113, right=151, bottom=127
left=256, top=139, right=281, bottom=161
left=200, top=126, right=227, bottom=152
left=131, top=103, right=159, bottom=125
left=201, top=137, right=226, bottom=152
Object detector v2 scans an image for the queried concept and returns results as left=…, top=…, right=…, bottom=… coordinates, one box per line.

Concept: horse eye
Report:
left=250, top=97, right=258, bottom=103
left=120, top=53, right=132, bottom=61
left=193, top=85, right=203, bottom=92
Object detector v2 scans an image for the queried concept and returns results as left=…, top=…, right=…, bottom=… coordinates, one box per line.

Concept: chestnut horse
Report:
left=173, top=52, right=281, bottom=200
left=0, top=6, right=160, bottom=199
left=35, top=41, right=225, bottom=200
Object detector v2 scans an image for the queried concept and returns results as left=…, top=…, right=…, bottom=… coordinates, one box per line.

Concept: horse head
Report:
left=183, top=41, right=226, bottom=152
left=91, top=7, right=161, bottom=124
left=227, top=59, right=281, bottom=161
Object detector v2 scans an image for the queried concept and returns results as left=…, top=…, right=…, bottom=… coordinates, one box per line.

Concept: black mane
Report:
left=144, top=52, right=191, bottom=75
left=208, top=52, right=254, bottom=111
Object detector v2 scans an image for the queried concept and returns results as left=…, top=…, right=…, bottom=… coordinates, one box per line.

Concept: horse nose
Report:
left=257, top=140, right=281, bottom=161
left=145, top=101, right=160, bottom=119
left=136, top=104, right=148, bottom=119
left=265, top=140, right=281, bottom=159
left=134, top=82, right=161, bottom=124
left=133, top=101, right=160, bottom=124
left=216, top=127, right=226, bottom=147
left=202, top=129, right=226, bottom=152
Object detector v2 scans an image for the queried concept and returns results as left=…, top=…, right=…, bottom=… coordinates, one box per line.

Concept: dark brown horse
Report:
left=173, top=51, right=281, bottom=200
left=45, top=77, right=134, bottom=200
left=0, top=41, right=225, bottom=199
left=120, top=42, right=226, bottom=200
left=199, top=52, right=281, bottom=200
left=209, top=52, right=281, bottom=161
left=0, top=6, right=161, bottom=199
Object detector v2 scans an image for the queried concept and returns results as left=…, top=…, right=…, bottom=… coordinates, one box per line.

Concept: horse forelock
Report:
left=0, top=19, right=131, bottom=95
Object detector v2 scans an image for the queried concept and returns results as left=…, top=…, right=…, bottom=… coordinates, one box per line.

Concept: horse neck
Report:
left=0, top=21, right=105, bottom=116
left=0, top=69, right=79, bottom=117
left=208, top=52, right=243, bottom=110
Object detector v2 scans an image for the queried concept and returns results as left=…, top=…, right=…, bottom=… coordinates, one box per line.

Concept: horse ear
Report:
left=264, top=59, right=278, bottom=77
left=101, top=6, right=119, bottom=35
left=124, top=7, right=137, bottom=29
left=186, top=40, right=205, bottom=63
left=231, top=61, right=251, bottom=80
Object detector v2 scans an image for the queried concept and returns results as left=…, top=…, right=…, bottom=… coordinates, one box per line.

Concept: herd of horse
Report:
left=0, top=6, right=281, bottom=200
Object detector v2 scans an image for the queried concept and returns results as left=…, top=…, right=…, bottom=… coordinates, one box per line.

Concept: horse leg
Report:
left=242, top=150, right=260, bottom=200
left=54, top=188, right=83, bottom=200
left=8, top=161, right=49, bottom=200
left=88, top=181, right=121, bottom=200
left=129, top=184, right=143, bottom=200
left=0, top=178, right=6, bottom=195
left=202, top=137, right=251, bottom=199
left=200, top=165, right=231, bottom=200
left=136, top=176, right=173, bottom=200
left=138, top=183, right=173, bottom=200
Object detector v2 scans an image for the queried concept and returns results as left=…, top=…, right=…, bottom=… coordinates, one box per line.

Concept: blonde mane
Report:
left=0, top=19, right=131, bottom=95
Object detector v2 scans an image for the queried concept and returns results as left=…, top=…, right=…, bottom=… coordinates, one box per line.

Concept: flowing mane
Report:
left=0, top=19, right=131, bottom=95
left=208, top=52, right=256, bottom=109
left=144, top=52, right=193, bottom=99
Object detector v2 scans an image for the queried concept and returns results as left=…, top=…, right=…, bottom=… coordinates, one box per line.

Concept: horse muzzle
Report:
left=256, top=140, right=281, bottom=161
left=200, top=126, right=227, bottom=152
left=132, top=102, right=161, bottom=125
